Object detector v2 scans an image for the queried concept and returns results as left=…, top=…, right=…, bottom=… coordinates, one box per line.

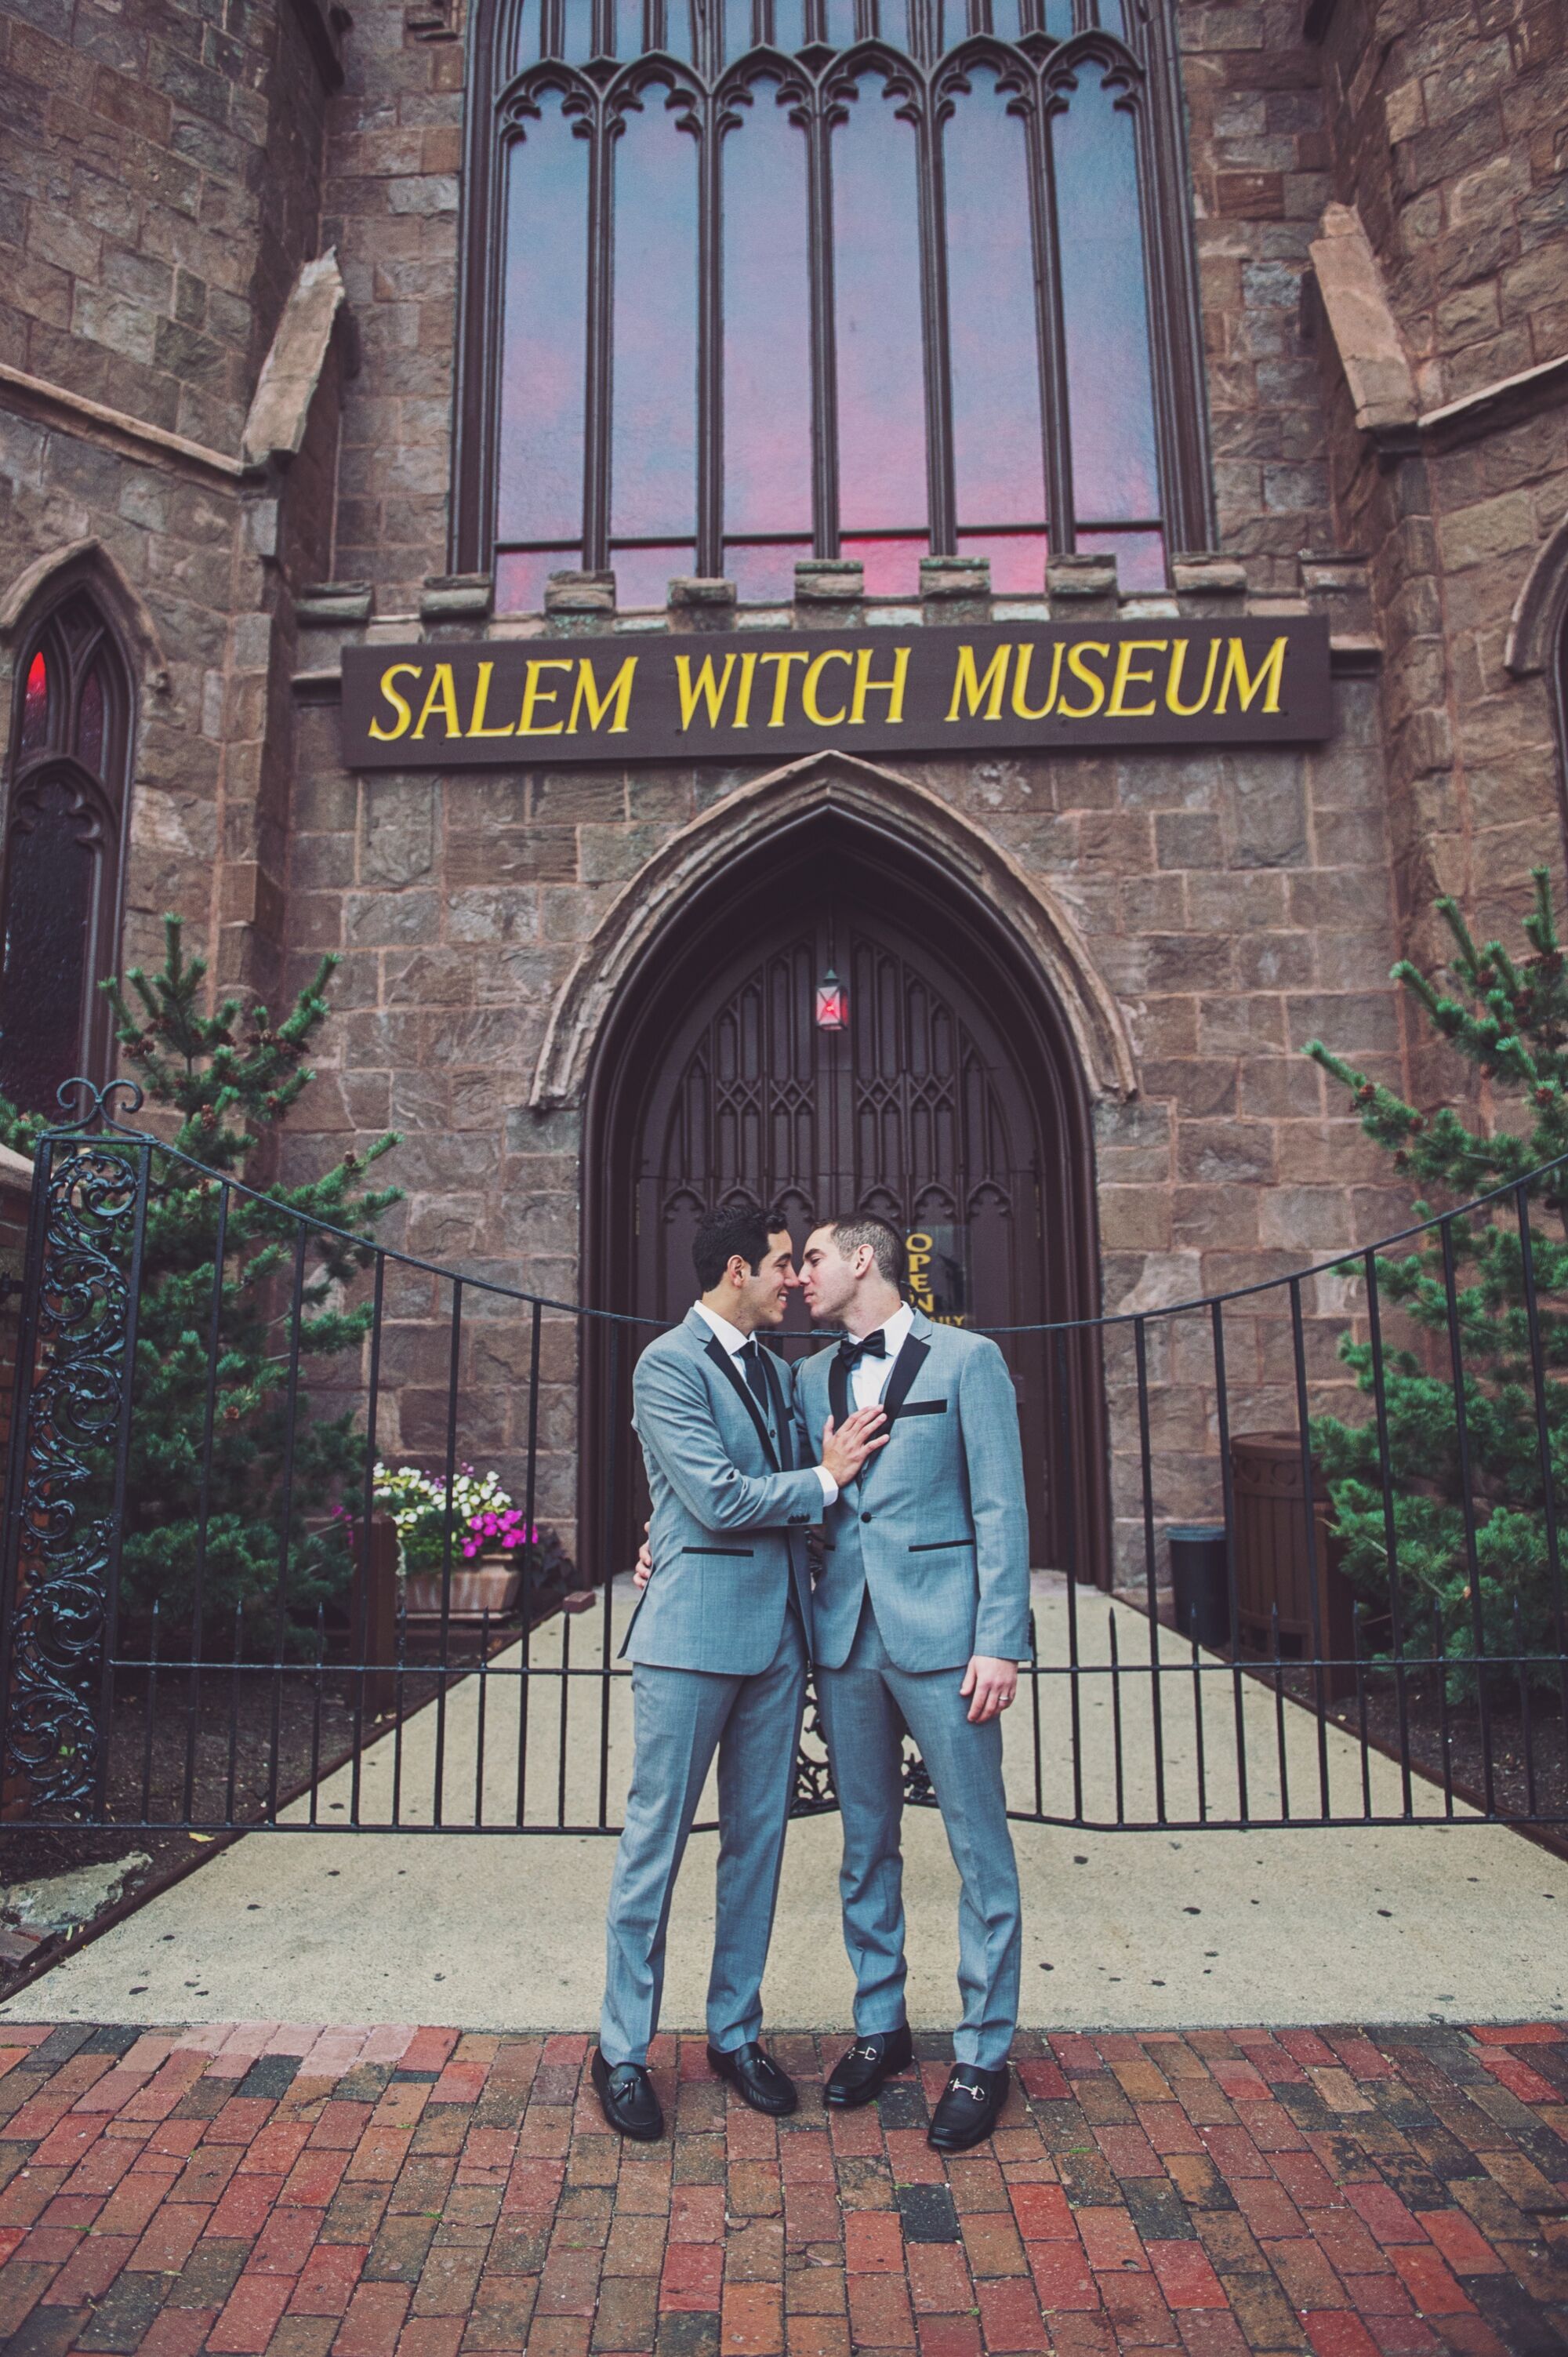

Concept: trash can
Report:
left=1166, top=1524, right=1230, bottom=1650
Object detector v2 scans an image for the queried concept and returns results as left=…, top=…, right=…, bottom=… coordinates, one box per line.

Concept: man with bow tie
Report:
left=796, top=1215, right=1029, bottom=2153
left=593, top=1204, right=888, bottom=2142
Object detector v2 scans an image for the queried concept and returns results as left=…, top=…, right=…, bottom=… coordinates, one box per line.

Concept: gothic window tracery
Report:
left=455, top=0, right=1212, bottom=605
left=0, top=594, right=132, bottom=1114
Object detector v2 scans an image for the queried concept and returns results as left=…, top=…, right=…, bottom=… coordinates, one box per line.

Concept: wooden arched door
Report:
left=585, top=824, right=1107, bottom=1584
left=635, top=899, right=1048, bottom=1536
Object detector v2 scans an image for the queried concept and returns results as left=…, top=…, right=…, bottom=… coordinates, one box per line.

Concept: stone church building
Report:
left=1, top=0, right=1565, bottom=1579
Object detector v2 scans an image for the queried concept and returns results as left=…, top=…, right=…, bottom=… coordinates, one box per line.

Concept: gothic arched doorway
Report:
left=582, top=809, right=1109, bottom=1587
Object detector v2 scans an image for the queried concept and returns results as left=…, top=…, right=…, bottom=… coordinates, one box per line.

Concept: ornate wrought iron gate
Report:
left=2, top=1088, right=1566, bottom=1836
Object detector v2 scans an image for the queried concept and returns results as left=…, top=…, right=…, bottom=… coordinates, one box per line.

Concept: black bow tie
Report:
left=838, top=1330, right=887, bottom=1369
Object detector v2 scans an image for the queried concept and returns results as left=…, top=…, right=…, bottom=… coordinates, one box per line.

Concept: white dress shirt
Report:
left=691, top=1303, right=837, bottom=1503
left=843, top=1300, right=914, bottom=1413
left=812, top=1301, right=915, bottom=1506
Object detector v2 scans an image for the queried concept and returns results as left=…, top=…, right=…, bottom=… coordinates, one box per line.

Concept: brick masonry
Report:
left=0, top=2017, right=1564, bottom=2355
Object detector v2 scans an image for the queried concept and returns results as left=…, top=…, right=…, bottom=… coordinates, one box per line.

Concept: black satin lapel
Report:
left=704, top=1335, right=779, bottom=1469
left=828, top=1347, right=851, bottom=1432
left=880, top=1334, right=932, bottom=1424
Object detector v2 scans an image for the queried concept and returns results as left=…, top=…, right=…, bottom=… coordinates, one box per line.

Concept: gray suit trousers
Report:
left=815, top=1596, right=1022, bottom=2069
left=600, top=1606, right=807, bottom=2066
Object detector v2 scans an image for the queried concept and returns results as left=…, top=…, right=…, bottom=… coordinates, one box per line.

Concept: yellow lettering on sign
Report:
left=802, top=648, right=852, bottom=727
left=675, top=653, right=737, bottom=730
left=759, top=651, right=810, bottom=726
left=732, top=650, right=758, bottom=729
left=946, top=644, right=1011, bottom=725
left=1212, top=634, right=1287, bottom=716
left=411, top=663, right=461, bottom=739
left=1057, top=641, right=1109, bottom=721
left=466, top=660, right=515, bottom=737
left=568, top=655, right=637, bottom=734
left=1164, top=637, right=1223, bottom=717
left=517, top=657, right=572, bottom=735
left=368, top=663, right=419, bottom=740
left=848, top=644, right=910, bottom=725
left=1107, top=638, right=1168, bottom=720
left=1010, top=641, right=1063, bottom=720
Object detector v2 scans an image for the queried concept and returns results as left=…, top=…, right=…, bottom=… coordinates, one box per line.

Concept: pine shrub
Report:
left=1306, top=866, right=1568, bottom=1698
left=0, top=916, right=400, bottom=1643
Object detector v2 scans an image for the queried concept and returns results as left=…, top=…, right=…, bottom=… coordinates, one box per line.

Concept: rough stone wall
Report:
left=0, top=0, right=342, bottom=1011
left=1308, top=0, right=1568, bottom=1106
left=281, top=648, right=1402, bottom=1571
left=1, top=0, right=327, bottom=453
left=1316, top=0, right=1566, bottom=413
left=0, top=0, right=1443, bottom=1584
left=322, top=0, right=464, bottom=605
left=0, top=419, right=239, bottom=986
left=1177, top=0, right=1333, bottom=590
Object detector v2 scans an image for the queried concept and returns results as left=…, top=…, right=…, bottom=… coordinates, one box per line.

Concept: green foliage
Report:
left=1, top=916, right=400, bottom=1644
left=1305, top=866, right=1568, bottom=1696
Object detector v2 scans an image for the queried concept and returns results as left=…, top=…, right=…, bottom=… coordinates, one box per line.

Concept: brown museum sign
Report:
left=340, top=616, right=1334, bottom=770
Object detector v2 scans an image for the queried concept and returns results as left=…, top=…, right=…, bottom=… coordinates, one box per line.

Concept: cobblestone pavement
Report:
left=0, top=2021, right=1564, bottom=2357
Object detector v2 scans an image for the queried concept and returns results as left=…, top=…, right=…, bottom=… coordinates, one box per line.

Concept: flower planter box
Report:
left=401, top=1563, right=522, bottom=1625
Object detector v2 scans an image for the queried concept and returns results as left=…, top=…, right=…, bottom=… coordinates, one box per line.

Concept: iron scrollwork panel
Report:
left=788, top=1682, right=938, bottom=1816
left=2, top=1116, right=147, bottom=1814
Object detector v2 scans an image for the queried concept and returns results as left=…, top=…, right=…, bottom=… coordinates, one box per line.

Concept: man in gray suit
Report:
left=594, top=1204, right=887, bottom=2141
left=796, top=1214, right=1030, bottom=2152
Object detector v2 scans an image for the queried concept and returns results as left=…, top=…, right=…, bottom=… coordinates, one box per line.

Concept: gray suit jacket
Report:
left=795, top=1308, right=1030, bottom=1672
left=622, top=1307, right=824, bottom=1674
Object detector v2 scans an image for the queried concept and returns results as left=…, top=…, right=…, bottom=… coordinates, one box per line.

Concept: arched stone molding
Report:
left=0, top=539, right=171, bottom=695
left=528, top=749, right=1139, bottom=1111
left=1504, top=509, right=1568, bottom=677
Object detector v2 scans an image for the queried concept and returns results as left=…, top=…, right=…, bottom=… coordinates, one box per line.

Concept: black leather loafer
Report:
left=824, top=2024, right=914, bottom=2110
left=707, top=2039, right=798, bottom=2115
left=591, top=2048, right=665, bottom=2141
left=927, top=2063, right=1010, bottom=2152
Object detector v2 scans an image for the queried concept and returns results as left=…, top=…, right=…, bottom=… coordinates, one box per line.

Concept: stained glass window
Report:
left=1, top=595, right=130, bottom=1114
left=475, top=0, right=1206, bottom=606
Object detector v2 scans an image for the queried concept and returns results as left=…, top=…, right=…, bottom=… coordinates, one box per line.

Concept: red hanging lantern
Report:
left=815, top=967, right=848, bottom=1030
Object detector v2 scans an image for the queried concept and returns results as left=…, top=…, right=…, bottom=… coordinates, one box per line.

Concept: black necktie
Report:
left=838, top=1329, right=887, bottom=1371
left=739, top=1338, right=772, bottom=1415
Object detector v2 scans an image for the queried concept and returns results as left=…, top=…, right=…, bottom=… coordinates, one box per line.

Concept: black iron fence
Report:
left=2, top=1084, right=1566, bottom=1836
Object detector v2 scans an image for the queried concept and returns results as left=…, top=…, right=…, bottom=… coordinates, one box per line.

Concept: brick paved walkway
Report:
left=0, top=2023, right=1563, bottom=2357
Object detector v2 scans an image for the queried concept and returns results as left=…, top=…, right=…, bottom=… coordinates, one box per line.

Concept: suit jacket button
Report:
left=861, top=1511, right=872, bottom=1524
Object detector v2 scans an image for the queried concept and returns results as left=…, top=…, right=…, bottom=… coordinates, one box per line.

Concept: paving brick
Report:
left=336, top=2278, right=416, bottom=2355
left=208, top=2271, right=294, bottom=2353
left=845, top=2212, right=904, bottom=2273
left=1145, top=2243, right=1227, bottom=2310
left=723, top=2281, right=786, bottom=2355
left=1009, top=2183, right=1075, bottom=2240
left=845, top=2271, right=915, bottom=2347
left=906, top=2242, right=975, bottom=2314
left=1304, top=2316, right=1382, bottom=2357
left=1026, top=2243, right=1101, bottom=2312
left=975, top=2279, right=1048, bottom=2352
left=1345, top=2185, right=1430, bottom=2246
left=1386, top=2249, right=1476, bottom=2317
left=0, top=2026, right=1560, bottom=2357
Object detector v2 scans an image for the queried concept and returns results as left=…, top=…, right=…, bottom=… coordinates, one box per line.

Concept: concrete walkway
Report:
left=4, top=1581, right=1564, bottom=2033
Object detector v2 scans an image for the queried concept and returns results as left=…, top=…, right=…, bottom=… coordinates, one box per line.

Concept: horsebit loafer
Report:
left=591, top=2049, right=665, bottom=2141
left=927, top=2063, right=1010, bottom=2152
left=707, top=2039, right=798, bottom=2115
left=823, top=2024, right=915, bottom=2109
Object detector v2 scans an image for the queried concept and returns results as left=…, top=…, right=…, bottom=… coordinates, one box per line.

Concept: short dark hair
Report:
left=693, top=1204, right=790, bottom=1291
left=829, top=1215, right=906, bottom=1288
